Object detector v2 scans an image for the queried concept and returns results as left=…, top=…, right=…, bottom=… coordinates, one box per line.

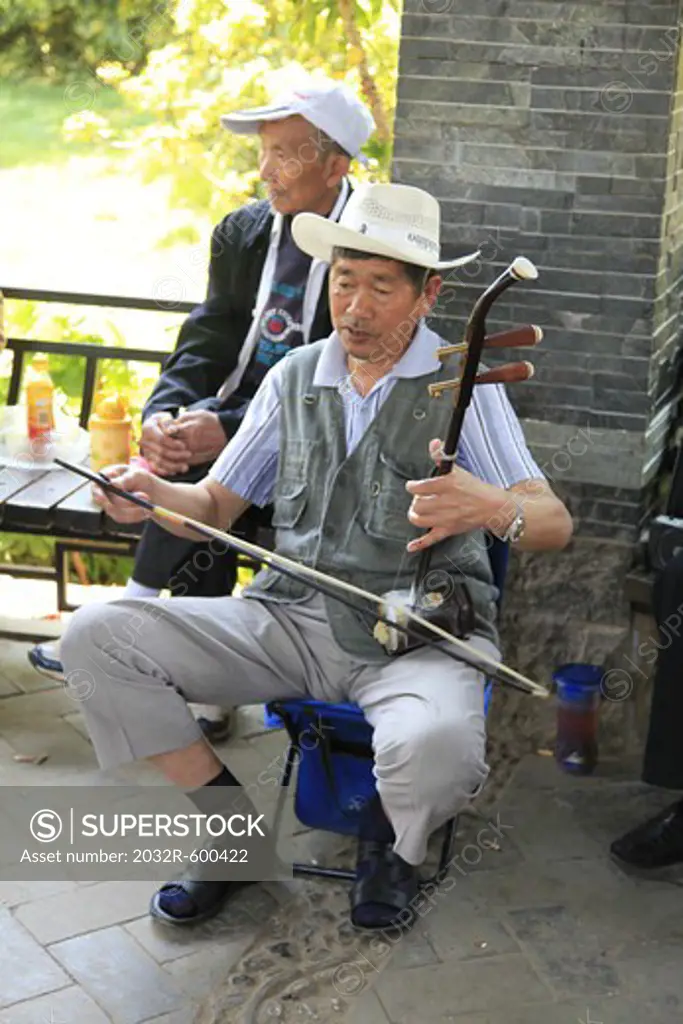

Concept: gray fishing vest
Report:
left=242, top=340, right=500, bottom=660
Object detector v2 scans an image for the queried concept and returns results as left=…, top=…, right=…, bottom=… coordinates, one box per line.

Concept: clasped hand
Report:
left=405, top=439, right=505, bottom=552
left=141, top=410, right=226, bottom=476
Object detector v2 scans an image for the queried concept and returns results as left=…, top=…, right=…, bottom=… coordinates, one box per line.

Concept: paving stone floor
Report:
left=0, top=631, right=682, bottom=1023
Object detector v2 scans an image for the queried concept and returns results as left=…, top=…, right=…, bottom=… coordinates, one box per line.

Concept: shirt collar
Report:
left=269, top=177, right=350, bottom=246
left=313, top=320, right=443, bottom=389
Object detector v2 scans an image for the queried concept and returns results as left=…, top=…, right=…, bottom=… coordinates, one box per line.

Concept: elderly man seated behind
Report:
left=61, top=182, right=572, bottom=932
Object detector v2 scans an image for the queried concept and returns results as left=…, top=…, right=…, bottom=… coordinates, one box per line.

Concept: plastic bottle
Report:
left=25, top=353, right=55, bottom=442
left=553, top=663, right=602, bottom=775
left=88, top=392, right=132, bottom=472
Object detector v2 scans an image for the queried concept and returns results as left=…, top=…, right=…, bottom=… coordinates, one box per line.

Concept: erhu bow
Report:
left=372, top=256, right=541, bottom=660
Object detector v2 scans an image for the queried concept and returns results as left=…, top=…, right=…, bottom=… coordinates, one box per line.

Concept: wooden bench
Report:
left=0, top=286, right=193, bottom=638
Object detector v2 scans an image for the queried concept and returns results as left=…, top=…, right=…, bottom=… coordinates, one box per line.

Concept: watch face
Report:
left=508, top=513, right=524, bottom=543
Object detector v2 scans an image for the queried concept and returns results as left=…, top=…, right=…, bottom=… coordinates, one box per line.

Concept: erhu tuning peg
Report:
left=436, top=324, right=543, bottom=361
left=428, top=360, right=535, bottom=398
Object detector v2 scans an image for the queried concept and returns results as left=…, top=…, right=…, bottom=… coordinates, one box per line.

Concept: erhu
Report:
left=373, top=257, right=541, bottom=655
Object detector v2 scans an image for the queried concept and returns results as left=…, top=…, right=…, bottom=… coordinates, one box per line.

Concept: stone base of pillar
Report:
left=478, top=539, right=657, bottom=807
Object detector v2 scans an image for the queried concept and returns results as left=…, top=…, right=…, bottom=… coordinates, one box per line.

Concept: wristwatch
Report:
left=499, top=499, right=526, bottom=545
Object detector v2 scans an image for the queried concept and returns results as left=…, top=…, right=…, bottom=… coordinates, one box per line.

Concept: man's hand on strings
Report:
left=404, top=438, right=506, bottom=552
left=92, top=465, right=156, bottom=524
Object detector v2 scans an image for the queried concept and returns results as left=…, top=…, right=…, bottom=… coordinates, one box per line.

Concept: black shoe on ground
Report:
left=610, top=800, right=683, bottom=875
left=350, top=839, right=420, bottom=932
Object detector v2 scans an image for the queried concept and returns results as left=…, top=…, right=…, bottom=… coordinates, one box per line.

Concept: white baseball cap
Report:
left=292, top=182, right=481, bottom=271
left=220, top=79, right=375, bottom=164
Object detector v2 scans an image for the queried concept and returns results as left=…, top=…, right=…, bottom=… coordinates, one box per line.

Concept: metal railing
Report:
left=1, top=285, right=196, bottom=313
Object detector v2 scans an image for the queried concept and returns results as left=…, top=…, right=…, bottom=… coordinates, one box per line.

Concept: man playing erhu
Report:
left=61, top=182, right=572, bottom=931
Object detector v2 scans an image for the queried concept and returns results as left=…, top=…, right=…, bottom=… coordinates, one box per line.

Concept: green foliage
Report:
left=156, top=224, right=203, bottom=249
left=78, top=551, right=136, bottom=585
left=289, top=0, right=400, bottom=47
left=70, top=0, right=400, bottom=224
left=0, top=0, right=176, bottom=82
left=0, top=533, right=55, bottom=567
left=0, top=533, right=134, bottom=586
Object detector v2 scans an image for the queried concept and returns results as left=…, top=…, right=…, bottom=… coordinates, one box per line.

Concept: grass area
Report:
left=0, top=78, right=154, bottom=168
left=0, top=74, right=211, bottom=302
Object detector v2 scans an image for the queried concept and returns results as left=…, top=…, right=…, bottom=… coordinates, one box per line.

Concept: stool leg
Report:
left=280, top=742, right=297, bottom=789
left=271, top=742, right=297, bottom=840
left=436, top=815, right=458, bottom=881
left=292, top=862, right=356, bottom=881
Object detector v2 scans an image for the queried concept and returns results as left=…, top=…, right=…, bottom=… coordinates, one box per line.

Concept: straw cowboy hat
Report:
left=292, top=182, right=480, bottom=271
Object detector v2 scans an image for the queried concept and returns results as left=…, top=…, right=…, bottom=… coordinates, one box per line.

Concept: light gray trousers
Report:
left=61, top=591, right=495, bottom=865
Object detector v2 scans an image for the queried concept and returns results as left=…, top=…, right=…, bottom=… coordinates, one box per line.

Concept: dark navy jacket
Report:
left=143, top=198, right=337, bottom=439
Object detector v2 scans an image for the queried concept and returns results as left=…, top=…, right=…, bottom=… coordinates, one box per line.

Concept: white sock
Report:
left=123, top=579, right=161, bottom=599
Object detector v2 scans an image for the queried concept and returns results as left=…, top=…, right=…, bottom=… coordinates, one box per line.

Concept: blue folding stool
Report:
left=266, top=537, right=509, bottom=882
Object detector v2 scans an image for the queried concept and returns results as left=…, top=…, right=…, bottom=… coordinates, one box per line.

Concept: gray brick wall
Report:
left=393, top=0, right=683, bottom=540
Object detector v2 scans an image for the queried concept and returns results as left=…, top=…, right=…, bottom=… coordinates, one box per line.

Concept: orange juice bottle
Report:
left=88, top=392, right=132, bottom=472
left=26, top=354, right=55, bottom=441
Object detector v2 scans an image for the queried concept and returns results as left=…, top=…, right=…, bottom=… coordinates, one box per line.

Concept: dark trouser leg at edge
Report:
left=610, top=550, right=683, bottom=872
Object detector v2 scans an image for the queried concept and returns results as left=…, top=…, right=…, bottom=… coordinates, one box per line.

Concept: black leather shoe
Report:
left=350, top=839, right=420, bottom=932
left=610, top=801, right=683, bottom=874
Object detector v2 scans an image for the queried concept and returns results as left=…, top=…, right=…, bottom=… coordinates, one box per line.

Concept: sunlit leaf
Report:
left=354, top=5, right=371, bottom=30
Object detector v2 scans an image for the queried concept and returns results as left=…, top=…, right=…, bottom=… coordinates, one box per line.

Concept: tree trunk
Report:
left=337, top=0, right=391, bottom=142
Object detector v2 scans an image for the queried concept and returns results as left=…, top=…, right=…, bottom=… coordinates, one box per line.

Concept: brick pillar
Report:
left=393, top=2, right=683, bottom=752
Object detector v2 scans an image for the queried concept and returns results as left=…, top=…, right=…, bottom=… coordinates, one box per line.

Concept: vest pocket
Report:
left=272, top=481, right=308, bottom=528
left=362, top=470, right=416, bottom=543
left=377, top=452, right=417, bottom=480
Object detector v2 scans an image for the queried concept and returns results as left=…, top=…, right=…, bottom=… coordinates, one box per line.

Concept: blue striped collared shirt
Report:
left=209, top=323, right=544, bottom=506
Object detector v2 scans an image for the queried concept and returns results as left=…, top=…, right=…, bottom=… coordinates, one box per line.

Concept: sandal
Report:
left=350, top=839, right=420, bottom=932
left=149, top=877, right=253, bottom=926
